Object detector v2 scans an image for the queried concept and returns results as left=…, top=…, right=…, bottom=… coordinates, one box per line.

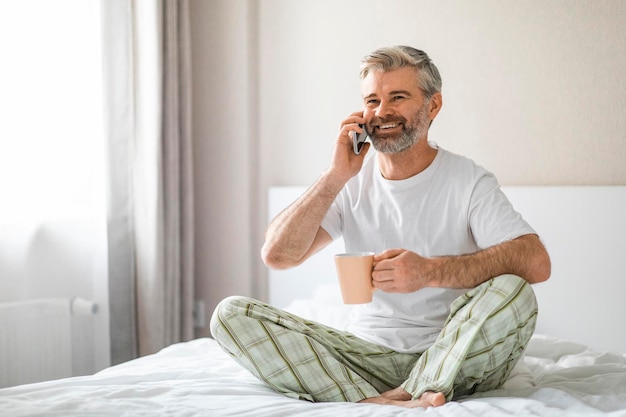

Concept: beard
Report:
left=368, top=101, right=430, bottom=154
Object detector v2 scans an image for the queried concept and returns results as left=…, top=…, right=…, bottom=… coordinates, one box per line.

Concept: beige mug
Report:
left=334, top=252, right=375, bottom=304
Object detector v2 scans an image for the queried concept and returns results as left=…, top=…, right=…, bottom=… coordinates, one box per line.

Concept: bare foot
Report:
left=358, top=387, right=446, bottom=408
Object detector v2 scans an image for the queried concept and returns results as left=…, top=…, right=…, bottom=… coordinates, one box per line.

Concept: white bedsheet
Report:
left=1, top=334, right=626, bottom=417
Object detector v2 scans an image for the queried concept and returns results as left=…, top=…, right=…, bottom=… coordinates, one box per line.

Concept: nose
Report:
left=375, top=100, right=393, bottom=118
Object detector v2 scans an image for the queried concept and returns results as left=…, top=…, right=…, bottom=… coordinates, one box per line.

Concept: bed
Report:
left=2, top=186, right=626, bottom=416
left=1, top=327, right=626, bottom=416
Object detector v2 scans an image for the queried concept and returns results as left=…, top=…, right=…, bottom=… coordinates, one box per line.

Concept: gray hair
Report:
left=360, top=46, right=442, bottom=98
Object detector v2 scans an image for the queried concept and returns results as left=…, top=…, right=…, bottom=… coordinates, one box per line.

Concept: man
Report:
left=211, top=45, right=551, bottom=408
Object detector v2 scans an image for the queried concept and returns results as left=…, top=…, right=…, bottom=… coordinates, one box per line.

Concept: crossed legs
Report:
left=210, top=274, right=537, bottom=407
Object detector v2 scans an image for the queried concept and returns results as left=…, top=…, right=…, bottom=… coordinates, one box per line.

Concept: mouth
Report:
left=373, top=122, right=403, bottom=133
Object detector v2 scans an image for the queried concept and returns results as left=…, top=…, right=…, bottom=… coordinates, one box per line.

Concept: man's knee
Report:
left=453, top=274, right=537, bottom=323
left=484, top=275, right=538, bottom=336
left=491, top=274, right=537, bottom=310
left=209, top=295, right=254, bottom=339
left=491, top=274, right=526, bottom=288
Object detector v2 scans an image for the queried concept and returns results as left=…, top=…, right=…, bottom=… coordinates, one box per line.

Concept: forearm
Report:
left=431, top=234, right=551, bottom=288
left=262, top=112, right=370, bottom=269
left=261, top=173, right=345, bottom=269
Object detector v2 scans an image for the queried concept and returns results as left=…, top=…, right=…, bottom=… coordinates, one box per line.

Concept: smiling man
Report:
left=211, top=46, right=551, bottom=408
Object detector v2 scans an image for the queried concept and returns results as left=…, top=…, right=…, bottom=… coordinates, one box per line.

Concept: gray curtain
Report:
left=102, top=0, right=194, bottom=363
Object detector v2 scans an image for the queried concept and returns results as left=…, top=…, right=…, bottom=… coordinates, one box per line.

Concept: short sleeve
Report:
left=468, top=173, right=536, bottom=248
left=320, top=192, right=344, bottom=241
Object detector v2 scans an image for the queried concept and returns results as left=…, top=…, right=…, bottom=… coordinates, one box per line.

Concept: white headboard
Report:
left=268, top=186, right=626, bottom=353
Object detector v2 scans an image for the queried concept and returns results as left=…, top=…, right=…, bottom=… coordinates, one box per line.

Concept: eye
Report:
left=365, top=98, right=380, bottom=106
left=392, top=95, right=406, bottom=101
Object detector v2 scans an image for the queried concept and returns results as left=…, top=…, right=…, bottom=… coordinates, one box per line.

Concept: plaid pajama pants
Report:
left=210, top=274, right=537, bottom=403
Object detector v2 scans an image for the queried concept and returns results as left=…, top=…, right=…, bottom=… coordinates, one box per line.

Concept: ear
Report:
left=428, top=92, right=443, bottom=123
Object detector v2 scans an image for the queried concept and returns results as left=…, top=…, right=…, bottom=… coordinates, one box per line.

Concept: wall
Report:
left=190, top=0, right=626, bottom=333
left=257, top=0, right=626, bottom=187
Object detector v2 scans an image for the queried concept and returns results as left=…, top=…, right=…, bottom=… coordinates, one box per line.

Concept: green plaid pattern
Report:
left=210, top=274, right=537, bottom=402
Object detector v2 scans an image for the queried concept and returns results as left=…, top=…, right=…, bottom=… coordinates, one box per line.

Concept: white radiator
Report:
left=0, top=297, right=98, bottom=388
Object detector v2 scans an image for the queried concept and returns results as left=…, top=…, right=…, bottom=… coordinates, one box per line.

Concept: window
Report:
left=0, top=0, right=109, bottom=379
left=0, top=0, right=104, bottom=222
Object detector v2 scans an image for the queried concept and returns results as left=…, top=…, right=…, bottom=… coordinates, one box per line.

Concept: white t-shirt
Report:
left=321, top=144, right=535, bottom=353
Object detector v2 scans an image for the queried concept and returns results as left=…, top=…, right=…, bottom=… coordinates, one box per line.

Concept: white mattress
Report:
left=1, top=333, right=626, bottom=416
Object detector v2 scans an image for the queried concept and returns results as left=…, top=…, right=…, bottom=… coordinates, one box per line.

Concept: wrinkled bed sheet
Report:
left=1, top=335, right=626, bottom=417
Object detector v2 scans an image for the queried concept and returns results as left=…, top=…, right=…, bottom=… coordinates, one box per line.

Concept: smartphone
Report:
left=352, top=124, right=368, bottom=155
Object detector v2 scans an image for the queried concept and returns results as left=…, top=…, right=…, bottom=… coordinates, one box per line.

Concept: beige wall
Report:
left=257, top=0, right=626, bottom=186
left=190, top=0, right=626, bottom=335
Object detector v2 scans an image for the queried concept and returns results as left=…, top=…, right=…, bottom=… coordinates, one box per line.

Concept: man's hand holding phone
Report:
left=326, top=112, right=371, bottom=185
